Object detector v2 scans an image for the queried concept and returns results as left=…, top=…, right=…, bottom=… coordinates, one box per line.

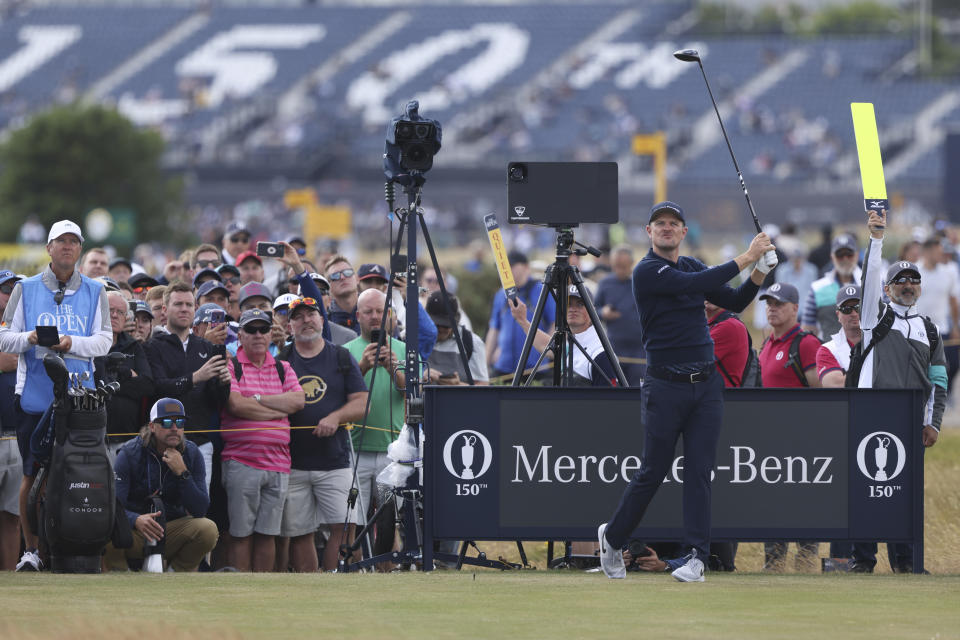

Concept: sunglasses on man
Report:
left=837, top=303, right=860, bottom=315
left=328, top=268, right=355, bottom=281
left=157, top=417, right=186, bottom=429
left=890, top=276, right=921, bottom=285
left=196, top=259, right=221, bottom=269
left=132, top=286, right=153, bottom=294
left=242, top=324, right=271, bottom=335
left=230, top=234, right=250, bottom=243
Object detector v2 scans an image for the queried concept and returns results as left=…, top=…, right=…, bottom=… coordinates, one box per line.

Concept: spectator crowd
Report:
left=0, top=211, right=954, bottom=574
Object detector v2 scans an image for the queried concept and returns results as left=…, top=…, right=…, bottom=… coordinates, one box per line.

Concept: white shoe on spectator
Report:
left=144, top=554, right=164, bottom=573
left=672, top=553, right=705, bottom=582
left=16, top=549, right=42, bottom=572
left=597, top=523, right=625, bottom=579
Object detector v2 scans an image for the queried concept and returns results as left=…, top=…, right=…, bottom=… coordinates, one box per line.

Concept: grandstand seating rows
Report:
left=0, top=2, right=956, bottom=184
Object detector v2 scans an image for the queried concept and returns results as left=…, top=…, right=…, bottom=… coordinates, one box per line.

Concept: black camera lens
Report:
left=397, top=124, right=413, bottom=139
left=508, top=164, right=527, bottom=182
left=415, top=124, right=429, bottom=139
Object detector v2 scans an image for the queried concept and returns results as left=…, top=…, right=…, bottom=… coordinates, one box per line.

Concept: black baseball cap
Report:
left=193, top=268, right=222, bottom=288
left=836, top=284, right=861, bottom=306
left=507, top=250, right=528, bottom=265
left=216, top=264, right=241, bottom=278
left=239, top=308, right=272, bottom=327
left=196, top=279, right=229, bottom=300
left=109, top=257, right=132, bottom=271
left=358, top=263, right=389, bottom=282
left=886, top=260, right=921, bottom=284
left=759, top=282, right=799, bottom=304
left=425, top=290, right=459, bottom=328
left=128, top=273, right=159, bottom=289
left=648, top=201, right=685, bottom=224
left=831, top=234, right=857, bottom=255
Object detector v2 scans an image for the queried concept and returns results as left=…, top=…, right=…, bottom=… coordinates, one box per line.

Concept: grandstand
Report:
left=0, top=0, right=958, bottom=243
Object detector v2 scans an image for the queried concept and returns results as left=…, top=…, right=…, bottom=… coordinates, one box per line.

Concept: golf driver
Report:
left=674, top=48, right=764, bottom=235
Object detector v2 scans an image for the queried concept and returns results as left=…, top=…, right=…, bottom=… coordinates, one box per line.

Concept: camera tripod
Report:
left=512, top=227, right=627, bottom=389
left=338, top=174, right=488, bottom=572
left=512, top=227, right=628, bottom=570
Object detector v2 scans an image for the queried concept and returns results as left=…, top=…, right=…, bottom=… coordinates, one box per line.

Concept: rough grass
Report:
left=1, top=572, right=959, bottom=640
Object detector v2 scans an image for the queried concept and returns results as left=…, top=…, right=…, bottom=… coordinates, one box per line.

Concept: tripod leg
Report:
left=516, top=541, right=529, bottom=568
left=417, top=212, right=475, bottom=385
left=512, top=276, right=554, bottom=386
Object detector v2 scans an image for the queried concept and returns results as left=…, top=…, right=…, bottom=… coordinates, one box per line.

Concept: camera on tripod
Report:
left=384, top=100, right=442, bottom=181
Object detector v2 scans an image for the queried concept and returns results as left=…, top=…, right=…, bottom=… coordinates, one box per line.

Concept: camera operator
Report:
left=144, top=281, right=232, bottom=494
left=424, top=291, right=488, bottom=386
left=106, top=399, right=218, bottom=572
left=96, top=292, right=155, bottom=459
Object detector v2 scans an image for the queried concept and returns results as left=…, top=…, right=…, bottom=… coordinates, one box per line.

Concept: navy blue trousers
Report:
left=604, top=369, right=724, bottom=561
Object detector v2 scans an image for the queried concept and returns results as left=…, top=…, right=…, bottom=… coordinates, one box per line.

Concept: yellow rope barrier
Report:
left=0, top=422, right=398, bottom=441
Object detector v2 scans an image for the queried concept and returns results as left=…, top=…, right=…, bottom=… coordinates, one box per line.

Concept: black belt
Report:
left=647, top=364, right=715, bottom=384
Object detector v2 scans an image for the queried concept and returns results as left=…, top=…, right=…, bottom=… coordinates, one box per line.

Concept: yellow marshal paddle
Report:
left=851, top=102, right=888, bottom=214
left=483, top=213, right=517, bottom=301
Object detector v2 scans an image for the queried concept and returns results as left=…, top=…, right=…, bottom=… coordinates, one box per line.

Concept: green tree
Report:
left=0, top=103, right=185, bottom=251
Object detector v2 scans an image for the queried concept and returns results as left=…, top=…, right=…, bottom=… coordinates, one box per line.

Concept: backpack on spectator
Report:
left=845, top=306, right=939, bottom=388
left=759, top=329, right=816, bottom=387
left=710, top=312, right=762, bottom=388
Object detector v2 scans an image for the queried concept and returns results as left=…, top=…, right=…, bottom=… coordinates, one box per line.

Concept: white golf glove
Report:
left=756, top=249, right=778, bottom=275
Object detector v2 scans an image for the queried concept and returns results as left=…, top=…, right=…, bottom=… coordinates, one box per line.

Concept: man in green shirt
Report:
left=344, top=289, right=406, bottom=525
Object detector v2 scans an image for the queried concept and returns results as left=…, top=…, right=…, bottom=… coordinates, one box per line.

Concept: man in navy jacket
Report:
left=598, top=201, right=775, bottom=582
left=106, top=398, right=218, bottom=572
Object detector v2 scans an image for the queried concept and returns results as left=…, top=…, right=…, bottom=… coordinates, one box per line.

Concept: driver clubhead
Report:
left=673, top=48, right=701, bottom=62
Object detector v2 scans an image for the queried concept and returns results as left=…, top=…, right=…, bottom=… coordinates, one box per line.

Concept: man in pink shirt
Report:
left=222, top=309, right=305, bottom=572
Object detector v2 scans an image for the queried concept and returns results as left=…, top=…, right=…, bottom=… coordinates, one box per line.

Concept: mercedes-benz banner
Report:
left=424, top=388, right=924, bottom=545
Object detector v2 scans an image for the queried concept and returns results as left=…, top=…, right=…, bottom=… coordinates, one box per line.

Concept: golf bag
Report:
left=28, top=354, right=130, bottom=573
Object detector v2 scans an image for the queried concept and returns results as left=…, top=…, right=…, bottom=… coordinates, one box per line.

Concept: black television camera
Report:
left=384, top=100, right=442, bottom=184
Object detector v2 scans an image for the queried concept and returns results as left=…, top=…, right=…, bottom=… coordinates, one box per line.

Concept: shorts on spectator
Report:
left=281, top=468, right=355, bottom=537
left=15, top=409, right=42, bottom=477
left=1, top=437, right=22, bottom=515
left=221, top=458, right=289, bottom=538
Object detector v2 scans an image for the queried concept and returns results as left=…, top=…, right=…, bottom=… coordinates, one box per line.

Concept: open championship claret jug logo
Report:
left=856, top=431, right=906, bottom=482
left=443, top=429, right=493, bottom=481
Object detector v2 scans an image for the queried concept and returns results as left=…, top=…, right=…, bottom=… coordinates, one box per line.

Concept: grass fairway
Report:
left=2, top=572, right=959, bottom=640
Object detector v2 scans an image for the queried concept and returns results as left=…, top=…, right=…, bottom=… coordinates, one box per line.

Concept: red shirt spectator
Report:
left=706, top=306, right=750, bottom=387
left=759, top=324, right=820, bottom=387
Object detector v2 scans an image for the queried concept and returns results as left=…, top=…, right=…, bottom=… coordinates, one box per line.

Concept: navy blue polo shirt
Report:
left=634, top=249, right=760, bottom=367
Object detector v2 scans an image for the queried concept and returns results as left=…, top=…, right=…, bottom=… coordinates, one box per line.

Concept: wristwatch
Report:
left=253, top=394, right=262, bottom=403
left=178, top=470, right=192, bottom=481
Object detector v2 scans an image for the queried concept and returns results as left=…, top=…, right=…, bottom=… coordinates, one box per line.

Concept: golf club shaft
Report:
left=697, top=61, right=762, bottom=234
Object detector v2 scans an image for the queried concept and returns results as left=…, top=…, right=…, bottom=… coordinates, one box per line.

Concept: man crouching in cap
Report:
left=105, top=398, right=218, bottom=572
left=598, top=201, right=775, bottom=582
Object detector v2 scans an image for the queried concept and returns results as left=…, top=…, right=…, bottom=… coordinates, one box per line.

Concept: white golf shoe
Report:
left=671, top=553, right=705, bottom=582
left=597, top=523, right=626, bottom=579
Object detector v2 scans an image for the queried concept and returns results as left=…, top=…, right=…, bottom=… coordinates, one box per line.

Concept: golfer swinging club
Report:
left=598, top=201, right=775, bottom=582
